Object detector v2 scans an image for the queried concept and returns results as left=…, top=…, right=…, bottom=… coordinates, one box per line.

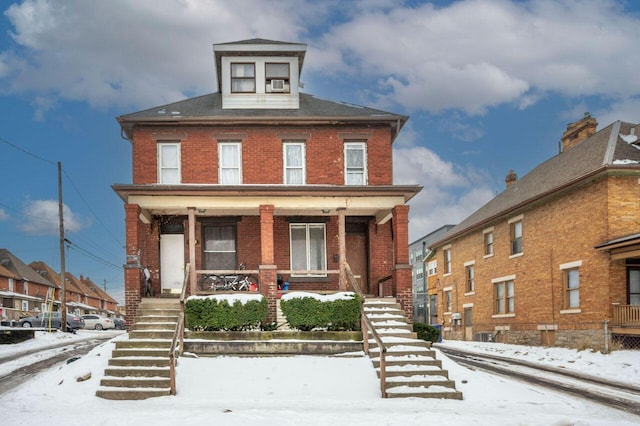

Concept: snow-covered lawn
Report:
left=0, top=330, right=638, bottom=425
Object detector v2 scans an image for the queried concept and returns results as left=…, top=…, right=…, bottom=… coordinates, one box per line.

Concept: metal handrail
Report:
left=169, top=262, right=190, bottom=395
left=344, top=261, right=388, bottom=398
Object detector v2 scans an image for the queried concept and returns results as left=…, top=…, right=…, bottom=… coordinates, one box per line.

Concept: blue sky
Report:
left=1, top=0, right=639, bottom=304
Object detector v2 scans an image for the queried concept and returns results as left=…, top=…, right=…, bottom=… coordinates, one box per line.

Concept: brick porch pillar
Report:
left=259, top=205, right=277, bottom=324
left=392, top=205, right=413, bottom=322
left=124, top=203, right=142, bottom=329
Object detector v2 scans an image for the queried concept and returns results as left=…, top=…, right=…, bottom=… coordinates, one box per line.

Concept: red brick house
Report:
left=113, top=39, right=421, bottom=324
left=427, top=114, right=640, bottom=350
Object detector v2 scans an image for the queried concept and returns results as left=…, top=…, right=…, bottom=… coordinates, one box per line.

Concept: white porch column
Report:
left=338, top=207, right=346, bottom=291
left=188, top=207, right=197, bottom=295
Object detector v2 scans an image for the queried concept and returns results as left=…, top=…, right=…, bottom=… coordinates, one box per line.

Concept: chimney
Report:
left=505, top=169, right=517, bottom=189
left=561, top=112, right=597, bottom=151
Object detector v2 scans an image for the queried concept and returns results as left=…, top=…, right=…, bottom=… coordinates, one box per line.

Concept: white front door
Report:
left=160, top=234, right=185, bottom=294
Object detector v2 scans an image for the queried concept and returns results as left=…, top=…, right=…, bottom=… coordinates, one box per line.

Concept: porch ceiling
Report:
left=112, top=184, right=422, bottom=224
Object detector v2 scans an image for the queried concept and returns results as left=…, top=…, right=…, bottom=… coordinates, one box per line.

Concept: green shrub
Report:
left=280, top=293, right=362, bottom=331
left=185, top=296, right=268, bottom=331
left=413, top=322, right=441, bottom=343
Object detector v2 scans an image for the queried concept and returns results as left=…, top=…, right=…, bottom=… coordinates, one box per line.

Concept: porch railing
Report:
left=344, top=261, right=388, bottom=398
left=611, top=304, right=640, bottom=326
left=169, top=262, right=189, bottom=395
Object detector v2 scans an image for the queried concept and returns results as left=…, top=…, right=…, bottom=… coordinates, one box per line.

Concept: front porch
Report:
left=115, top=184, right=420, bottom=325
left=611, top=304, right=640, bottom=346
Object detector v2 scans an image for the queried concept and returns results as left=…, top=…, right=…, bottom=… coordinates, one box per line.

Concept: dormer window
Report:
left=231, top=63, right=255, bottom=93
left=265, top=63, right=290, bottom=93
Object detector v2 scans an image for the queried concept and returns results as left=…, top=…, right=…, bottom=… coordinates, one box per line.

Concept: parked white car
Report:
left=81, top=314, right=114, bottom=330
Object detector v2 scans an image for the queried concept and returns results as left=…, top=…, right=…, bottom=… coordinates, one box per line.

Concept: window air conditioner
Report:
left=270, top=79, right=285, bottom=92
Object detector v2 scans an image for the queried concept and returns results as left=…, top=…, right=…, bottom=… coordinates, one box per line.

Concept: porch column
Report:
left=338, top=208, right=347, bottom=291
left=259, top=205, right=277, bottom=323
left=392, top=205, right=413, bottom=322
left=187, top=207, right=197, bottom=296
left=123, top=203, right=142, bottom=329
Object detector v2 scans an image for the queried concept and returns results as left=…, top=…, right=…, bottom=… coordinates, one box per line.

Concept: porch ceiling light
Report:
left=321, top=209, right=330, bottom=214
left=197, top=209, right=207, bottom=214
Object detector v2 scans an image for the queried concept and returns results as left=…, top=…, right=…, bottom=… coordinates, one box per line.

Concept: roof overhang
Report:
left=595, top=233, right=640, bottom=260
left=112, top=184, right=422, bottom=225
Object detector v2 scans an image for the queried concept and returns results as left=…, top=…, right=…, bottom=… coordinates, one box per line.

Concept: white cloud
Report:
left=3, top=1, right=640, bottom=116
left=393, top=146, right=495, bottom=240
left=19, top=199, right=89, bottom=235
left=0, top=208, right=9, bottom=221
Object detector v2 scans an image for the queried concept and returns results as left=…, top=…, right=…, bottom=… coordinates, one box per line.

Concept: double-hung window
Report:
left=203, top=225, right=236, bottom=270
left=23, top=281, right=28, bottom=295
left=465, top=264, right=475, bottom=293
left=483, top=229, right=494, bottom=256
left=509, top=217, right=523, bottom=255
left=231, top=63, right=255, bottom=93
left=443, top=247, right=452, bottom=274
left=219, top=142, right=242, bottom=184
left=283, top=142, right=305, bottom=184
left=494, top=279, right=515, bottom=314
left=344, top=141, right=367, bottom=185
left=560, top=261, right=582, bottom=310
left=8, top=278, right=14, bottom=292
left=158, top=142, right=181, bottom=184
left=444, top=289, right=452, bottom=312
left=290, top=224, right=326, bottom=277
left=629, top=268, right=640, bottom=305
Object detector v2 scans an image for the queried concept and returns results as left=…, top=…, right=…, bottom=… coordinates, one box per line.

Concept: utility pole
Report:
left=58, top=162, right=67, bottom=330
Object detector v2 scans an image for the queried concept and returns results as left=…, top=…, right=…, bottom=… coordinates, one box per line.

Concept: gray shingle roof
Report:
left=118, top=92, right=407, bottom=123
left=431, top=120, right=640, bottom=247
left=0, top=249, right=55, bottom=287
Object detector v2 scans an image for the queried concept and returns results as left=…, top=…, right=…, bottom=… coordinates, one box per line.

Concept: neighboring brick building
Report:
left=428, top=114, right=640, bottom=350
left=113, top=39, right=421, bottom=324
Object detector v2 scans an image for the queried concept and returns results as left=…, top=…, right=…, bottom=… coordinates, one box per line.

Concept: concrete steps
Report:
left=96, top=298, right=179, bottom=400
left=363, top=298, right=462, bottom=400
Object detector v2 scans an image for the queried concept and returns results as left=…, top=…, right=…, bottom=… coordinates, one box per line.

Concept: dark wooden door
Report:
left=346, top=233, right=368, bottom=294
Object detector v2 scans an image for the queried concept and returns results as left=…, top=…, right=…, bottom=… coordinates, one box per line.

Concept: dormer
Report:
left=213, top=38, right=306, bottom=110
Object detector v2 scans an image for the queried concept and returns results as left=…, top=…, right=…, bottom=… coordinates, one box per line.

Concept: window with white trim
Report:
left=158, top=142, right=181, bottom=184
left=290, top=223, right=326, bottom=277
left=564, top=268, right=580, bottom=309
left=283, top=142, right=305, bottom=184
left=8, top=278, right=14, bottom=292
left=21, top=300, right=28, bottom=311
left=494, top=279, right=514, bottom=314
left=265, top=63, right=290, bottom=93
left=231, top=63, right=255, bottom=93
left=23, top=281, right=28, bottom=295
left=427, top=260, right=437, bottom=276
left=466, top=264, right=475, bottom=293
left=344, top=141, right=367, bottom=185
left=203, top=225, right=237, bottom=270
left=219, top=142, right=242, bottom=184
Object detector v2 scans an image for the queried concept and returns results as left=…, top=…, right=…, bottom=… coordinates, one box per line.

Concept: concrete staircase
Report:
left=364, top=298, right=463, bottom=399
left=96, top=298, right=180, bottom=400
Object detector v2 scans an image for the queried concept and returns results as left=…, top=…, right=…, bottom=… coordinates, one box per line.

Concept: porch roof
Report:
left=595, top=232, right=640, bottom=260
left=112, top=183, right=422, bottom=224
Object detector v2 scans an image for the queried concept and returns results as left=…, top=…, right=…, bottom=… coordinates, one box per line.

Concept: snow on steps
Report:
left=363, top=297, right=463, bottom=400
left=96, top=298, right=180, bottom=400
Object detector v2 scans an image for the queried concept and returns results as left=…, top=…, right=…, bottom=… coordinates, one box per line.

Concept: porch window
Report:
left=344, top=141, right=367, bottom=185
left=158, top=142, right=181, bottom=184
left=290, top=223, right=326, bottom=276
left=630, top=269, right=640, bottom=305
left=494, top=280, right=514, bottom=314
left=231, top=63, right=255, bottom=93
left=203, top=226, right=237, bottom=270
left=283, top=142, right=305, bottom=184
left=219, top=142, right=242, bottom=184
left=563, top=268, right=580, bottom=308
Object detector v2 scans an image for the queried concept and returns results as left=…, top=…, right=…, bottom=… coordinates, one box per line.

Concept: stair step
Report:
left=116, top=339, right=173, bottom=349
left=95, top=387, right=171, bottom=400
left=129, top=330, right=176, bottom=339
left=385, top=386, right=463, bottom=399
left=108, top=357, right=171, bottom=367
left=385, top=375, right=456, bottom=388
left=104, top=366, right=171, bottom=377
left=112, top=348, right=171, bottom=358
left=131, top=322, right=178, bottom=331
left=100, top=377, right=171, bottom=388
left=377, top=364, right=449, bottom=377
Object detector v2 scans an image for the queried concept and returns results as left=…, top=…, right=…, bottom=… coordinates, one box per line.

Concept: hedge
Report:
left=279, top=293, right=362, bottom=331
left=185, top=296, right=268, bottom=331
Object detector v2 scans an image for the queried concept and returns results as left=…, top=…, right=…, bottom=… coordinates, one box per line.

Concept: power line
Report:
left=64, top=238, right=122, bottom=272
left=0, top=135, right=56, bottom=166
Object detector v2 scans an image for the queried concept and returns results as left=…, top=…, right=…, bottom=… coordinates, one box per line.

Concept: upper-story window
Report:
left=344, top=141, right=367, bottom=185
left=283, top=141, right=306, bottom=184
left=158, top=142, right=181, bottom=184
left=231, top=63, right=255, bottom=93
left=8, top=278, right=14, bottom=292
left=219, top=142, right=242, bottom=184
left=465, top=264, right=475, bottom=293
left=483, top=229, right=494, bottom=256
left=23, top=281, right=28, bottom=295
left=443, top=247, right=452, bottom=275
left=265, top=63, right=290, bottom=93
left=494, top=279, right=515, bottom=314
left=509, top=216, right=523, bottom=255
left=427, top=260, right=437, bottom=276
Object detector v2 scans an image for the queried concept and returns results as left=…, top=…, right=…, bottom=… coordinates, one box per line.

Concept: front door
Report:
left=346, top=232, right=368, bottom=294
left=160, top=234, right=185, bottom=294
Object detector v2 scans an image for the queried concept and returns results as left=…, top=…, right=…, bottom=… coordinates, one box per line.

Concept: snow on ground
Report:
left=0, top=331, right=639, bottom=426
